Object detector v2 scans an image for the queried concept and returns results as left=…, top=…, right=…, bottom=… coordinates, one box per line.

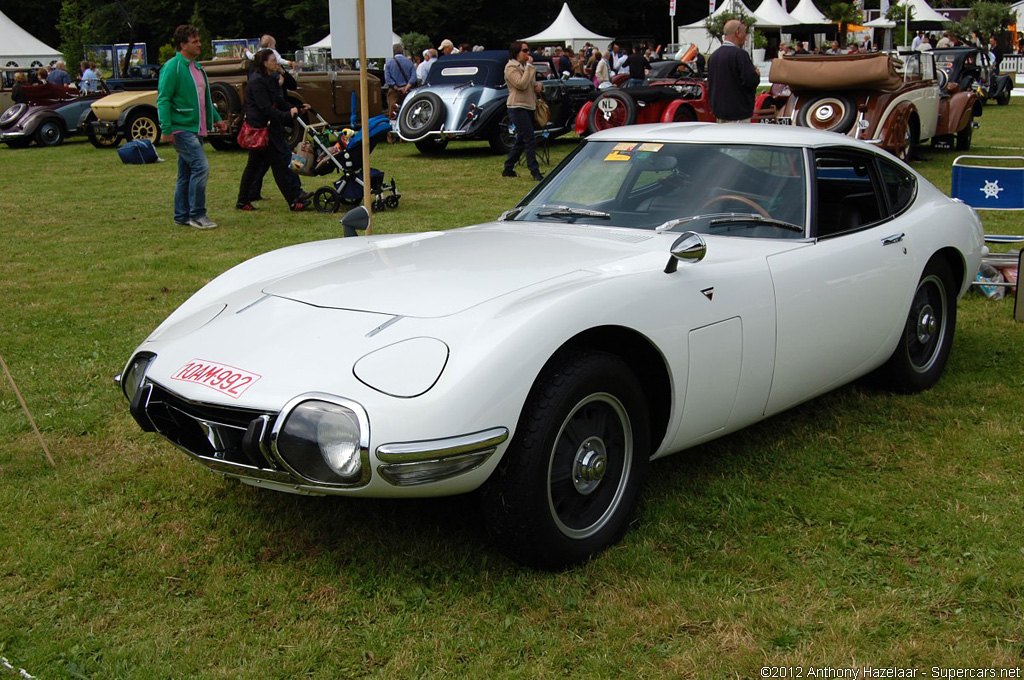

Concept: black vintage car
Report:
left=932, top=46, right=1013, bottom=106
left=396, top=50, right=595, bottom=154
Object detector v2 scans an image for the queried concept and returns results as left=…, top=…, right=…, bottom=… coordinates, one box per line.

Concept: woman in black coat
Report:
left=236, top=49, right=311, bottom=211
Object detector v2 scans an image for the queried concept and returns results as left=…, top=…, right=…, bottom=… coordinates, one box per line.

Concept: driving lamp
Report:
left=275, top=399, right=365, bottom=484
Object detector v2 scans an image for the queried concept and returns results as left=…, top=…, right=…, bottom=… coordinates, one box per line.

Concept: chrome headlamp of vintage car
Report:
left=120, top=352, right=155, bottom=403
left=270, top=394, right=370, bottom=485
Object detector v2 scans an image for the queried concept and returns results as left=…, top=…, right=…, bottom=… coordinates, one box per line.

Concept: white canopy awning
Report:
left=0, top=9, right=60, bottom=67
left=305, top=32, right=401, bottom=52
left=905, top=0, right=950, bottom=24
left=751, top=0, right=804, bottom=27
left=789, top=0, right=829, bottom=24
left=520, top=2, right=611, bottom=45
left=864, top=17, right=897, bottom=28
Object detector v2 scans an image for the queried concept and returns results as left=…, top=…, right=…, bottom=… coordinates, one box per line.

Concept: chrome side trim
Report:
left=376, top=427, right=509, bottom=463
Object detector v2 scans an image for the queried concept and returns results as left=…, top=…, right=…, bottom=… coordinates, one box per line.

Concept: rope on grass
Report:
left=0, top=352, right=57, bottom=469
left=1, top=656, right=37, bottom=679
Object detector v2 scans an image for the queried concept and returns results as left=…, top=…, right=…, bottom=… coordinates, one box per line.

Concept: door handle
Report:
left=882, top=233, right=905, bottom=246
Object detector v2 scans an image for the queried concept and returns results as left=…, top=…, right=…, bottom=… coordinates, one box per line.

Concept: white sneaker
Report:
left=188, top=216, right=218, bottom=229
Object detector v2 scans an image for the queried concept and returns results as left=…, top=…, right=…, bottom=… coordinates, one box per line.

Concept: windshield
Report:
left=508, top=140, right=807, bottom=238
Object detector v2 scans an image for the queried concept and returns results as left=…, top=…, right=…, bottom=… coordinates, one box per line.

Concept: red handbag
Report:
left=237, top=121, right=268, bottom=150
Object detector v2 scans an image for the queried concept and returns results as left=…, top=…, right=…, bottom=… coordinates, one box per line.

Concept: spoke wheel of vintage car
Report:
left=587, top=90, right=637, bottom=133
left=399, top=92, right=446, bottom=141
left=313, top=186, right=342, bottom=213
left=210, top=82, right=241, bottom=122
left=126, top=110, right=160, bottom=144
left=895, top=117, right=919, bottom=162
left=84, top=114, right=119, bottom=148
left=34, top=119, right=65, bottom=146
left=796, top=94, right=857, bottom=133
left=489, top=113, right=515, bottom=153
left=481, top=350, right=650, bottom=569
left=876, top=258, right=956, bottom=393
left=414, top=137, right=449, bottom=154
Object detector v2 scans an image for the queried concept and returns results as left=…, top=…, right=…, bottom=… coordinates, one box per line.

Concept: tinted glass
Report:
left=878, top=159, right=916, bottom=215
left=813, top=151, right=884, bottom=237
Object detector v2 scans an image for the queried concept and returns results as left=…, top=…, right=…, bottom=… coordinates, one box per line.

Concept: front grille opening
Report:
left=145, top=383, right=277, bottom=469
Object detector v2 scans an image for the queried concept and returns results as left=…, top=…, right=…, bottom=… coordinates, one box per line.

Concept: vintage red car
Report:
left=771, top=51, right=980, bottom=159
left=575, top=61, right=779, bottom=135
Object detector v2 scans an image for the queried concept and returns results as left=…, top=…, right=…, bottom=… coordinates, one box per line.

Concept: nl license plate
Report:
left=758, top=116, right=792, bottom=125
left=171, top=359, right=261, bottom=398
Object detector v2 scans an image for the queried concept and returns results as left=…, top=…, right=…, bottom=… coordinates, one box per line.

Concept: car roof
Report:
left=588, top=122, right=888, bottom=152
left=434, top=50, right=508, bottom=67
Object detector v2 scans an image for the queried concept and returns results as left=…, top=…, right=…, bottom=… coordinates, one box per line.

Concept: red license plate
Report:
left=171, top=359, right=261, bottom=398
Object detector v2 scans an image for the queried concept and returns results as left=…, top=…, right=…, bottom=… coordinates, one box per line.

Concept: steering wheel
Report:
left=699, top=194, right=771, bottom=218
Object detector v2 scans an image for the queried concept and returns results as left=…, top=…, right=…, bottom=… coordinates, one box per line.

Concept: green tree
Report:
left=57, top=0, right=89, bottom=73
left=401, top=32, right=432, bottom=60
left=704, top=11, right=756, bottom=45
left=824, top=1, right=863, bottom=47
left=886, top=1, right=914, bottom=47
left=944, top=1, right=1015, bottom=43
left=187, top=2, right=212, bottom=60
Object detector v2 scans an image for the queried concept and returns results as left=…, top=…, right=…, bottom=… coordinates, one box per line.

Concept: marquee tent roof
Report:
left=789, top=0, right=829, bottom=24
left=305, top=32, right=401, bottom=51
left=0, top=9, right=60, bottom=67
left=750, top=0, right=804, bottom=27
left=519, top=2, right=610, bottom=44
left=904, top=0, right=950, bottom=24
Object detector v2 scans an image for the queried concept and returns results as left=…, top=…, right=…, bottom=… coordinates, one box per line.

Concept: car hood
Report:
left=91, top=90, right=157, bottom=118
left=263, top=224, right=647, bottom=318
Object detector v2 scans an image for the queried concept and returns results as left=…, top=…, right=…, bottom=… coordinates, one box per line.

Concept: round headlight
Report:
left=275, top=399, right=365, bottom=484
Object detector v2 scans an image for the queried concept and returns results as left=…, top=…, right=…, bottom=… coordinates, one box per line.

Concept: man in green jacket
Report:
left=157, top=24, right=228, bottom=229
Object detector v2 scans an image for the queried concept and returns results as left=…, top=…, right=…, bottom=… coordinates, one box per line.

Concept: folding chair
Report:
left=950, top=155, right=1024, bottom=321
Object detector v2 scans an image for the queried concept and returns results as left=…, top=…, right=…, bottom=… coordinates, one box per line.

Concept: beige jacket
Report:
left=505, top=59, right=537, bottom=110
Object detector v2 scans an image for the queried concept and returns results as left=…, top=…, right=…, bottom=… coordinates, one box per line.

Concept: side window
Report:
left=878, top=159, right=917, bottom=216
left=813, top=150, right=885, bottom=238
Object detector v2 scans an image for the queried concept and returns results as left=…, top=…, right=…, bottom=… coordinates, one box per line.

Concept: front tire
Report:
left=481, top=350, right=650, bottom=570
left=956, top=117, right=973, bottom=151
left=875, top=258, right=957, bottom=393
left=126, top=110, right=160, bottom=144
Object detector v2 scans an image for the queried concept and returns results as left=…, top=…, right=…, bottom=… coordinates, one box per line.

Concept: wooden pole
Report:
left=357, top=0, right=373, bottom=233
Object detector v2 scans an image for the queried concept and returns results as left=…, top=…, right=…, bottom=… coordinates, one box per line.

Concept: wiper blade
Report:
left=499, top=207, right=524, bottom=221
left=535, top=205, right=611, bottom=220
left=708, top=214, right=803, bottom=232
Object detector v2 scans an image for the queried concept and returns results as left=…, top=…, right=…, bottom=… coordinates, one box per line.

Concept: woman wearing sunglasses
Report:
left=502, top=41, right=544, bottom=182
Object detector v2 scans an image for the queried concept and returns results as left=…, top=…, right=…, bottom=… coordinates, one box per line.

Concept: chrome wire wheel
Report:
left=547, top=392, right=632, bottom=540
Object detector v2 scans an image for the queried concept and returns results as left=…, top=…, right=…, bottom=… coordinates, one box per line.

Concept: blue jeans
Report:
left=173, top=131, right=210, bottom=223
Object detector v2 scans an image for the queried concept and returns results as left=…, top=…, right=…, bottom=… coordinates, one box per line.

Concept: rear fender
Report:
left=879, top=102, right=914, bottom=153
left=937, top=91, right=976, bottom=136
left=659, top=99, right=696, bottom=123
left=575, top=101, right=592, bottom=135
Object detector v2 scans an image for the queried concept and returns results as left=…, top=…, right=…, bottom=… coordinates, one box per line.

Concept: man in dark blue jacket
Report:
left=708, top=20, right=760, bottom=123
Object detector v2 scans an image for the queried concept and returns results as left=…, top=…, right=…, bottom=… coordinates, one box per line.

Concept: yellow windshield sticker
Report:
left=604, top=143, right=637, bottom=161
left=637, top=143, right=664, bottom=152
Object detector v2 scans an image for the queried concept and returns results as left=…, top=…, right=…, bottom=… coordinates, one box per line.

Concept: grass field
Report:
left=1, top=107, right=1023, bottom=678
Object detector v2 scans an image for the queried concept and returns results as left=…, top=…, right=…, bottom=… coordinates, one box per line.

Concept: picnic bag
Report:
left=117, top=139, right=160, bottom=164
left=534, top=95, right=550, bottom=128
left=290, top=138, right=317, bottom=175
left=237, top=121, right=268, bottom=150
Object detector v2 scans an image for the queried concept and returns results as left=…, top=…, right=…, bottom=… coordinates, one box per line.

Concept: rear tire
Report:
left=399, top=92, right=445, bottom=140
left=480, top=350, right=650, bottom=570
left=956, top=117, right=973, bottom=151
left=874, top=258, right=956, bottom=393
left=587, top=90, right=637, bottom=133
left=488, top=112, right=515, bottom=153
left=796, top=94, right=857, bottom=133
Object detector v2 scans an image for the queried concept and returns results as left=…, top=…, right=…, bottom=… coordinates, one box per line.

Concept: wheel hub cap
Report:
left=916, top=304, right=936, bottom=343
left=572, top=437, right=607, bottom=495
left=814, top=104, right=835, bottom=122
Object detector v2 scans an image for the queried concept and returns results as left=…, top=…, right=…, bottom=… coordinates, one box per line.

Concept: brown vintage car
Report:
left=770, top=51, right=980, bottom=160
left=202, top=58, right=382, bottom=150
left=85, top=58, right=381, bottom=149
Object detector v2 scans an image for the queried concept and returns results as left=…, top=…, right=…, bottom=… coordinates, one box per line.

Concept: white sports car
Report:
left=119, top=124, right=984, bottom=569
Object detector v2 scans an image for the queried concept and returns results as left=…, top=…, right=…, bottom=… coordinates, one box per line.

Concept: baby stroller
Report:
left=295, top=96, right=400, bottom=214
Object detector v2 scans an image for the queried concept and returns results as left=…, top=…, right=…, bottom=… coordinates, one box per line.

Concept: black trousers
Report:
left=504, top=107, right=539, bottom=175
left=237, top=126, right=302, bottom=204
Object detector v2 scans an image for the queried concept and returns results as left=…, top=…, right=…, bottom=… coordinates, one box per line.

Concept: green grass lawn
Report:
left=1, top=108, right=1023, bottom=678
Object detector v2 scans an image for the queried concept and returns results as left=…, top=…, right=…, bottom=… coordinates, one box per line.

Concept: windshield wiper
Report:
left=709, top=214, right=804, bottom=232
left=499, top=207, right=524, bottom=221
left=534, top=205, right=611, bottom=220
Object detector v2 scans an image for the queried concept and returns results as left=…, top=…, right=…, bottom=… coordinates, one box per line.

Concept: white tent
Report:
left=519, top=2, right=611, bottom=51
left=0, top=9, right=60, bottom=67
left=751, top=0, right=804, bottom=27
left=790, top=0, right=829, bottom=24
left=305, top=32, right=401, bottom=53
left=678, top=0, right=805, bottom=52
left=904, top=0, right=950, bottom=24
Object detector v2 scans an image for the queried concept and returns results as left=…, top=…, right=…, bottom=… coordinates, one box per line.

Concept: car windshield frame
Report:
left=508, top=139, right=810, bottom=239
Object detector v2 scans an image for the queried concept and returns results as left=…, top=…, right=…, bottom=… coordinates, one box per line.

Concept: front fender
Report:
left=878, top=101, right=915, bottom=153
left=659, top=99, right=699, bottom=123
left=937, top=91, right=977, bottom=136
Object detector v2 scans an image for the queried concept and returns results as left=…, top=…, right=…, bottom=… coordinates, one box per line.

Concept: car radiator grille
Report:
left=144, top=382, right=279, bottom=470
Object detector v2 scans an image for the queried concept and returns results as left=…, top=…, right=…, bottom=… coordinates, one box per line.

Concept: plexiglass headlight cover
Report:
left=121, top=352, right=156, bottom=403
left=271, top=394, right=370, bottom=486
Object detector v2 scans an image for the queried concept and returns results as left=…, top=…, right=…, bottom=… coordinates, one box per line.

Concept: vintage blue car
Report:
left=396, top=50, right=594, bottom=154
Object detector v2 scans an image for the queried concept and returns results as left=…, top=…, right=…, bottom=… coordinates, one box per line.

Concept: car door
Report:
left=764, top=148, right=918, bottom=416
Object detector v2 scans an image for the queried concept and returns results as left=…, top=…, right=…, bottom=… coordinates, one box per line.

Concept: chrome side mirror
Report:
left=664, top=231, right=706, bottom=273
left=341, top=205, right=370, bottom=237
